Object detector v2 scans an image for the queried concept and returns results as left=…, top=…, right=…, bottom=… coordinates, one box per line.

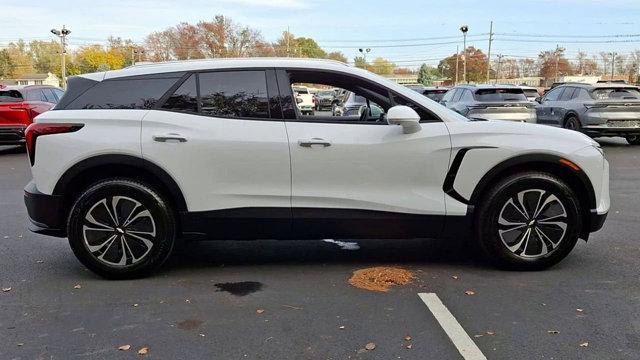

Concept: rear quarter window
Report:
left=65, top=77, right=179, bottom=110
left=474, top=88, right=527, bottom=102
left=0, top=90, right=23, bottom=102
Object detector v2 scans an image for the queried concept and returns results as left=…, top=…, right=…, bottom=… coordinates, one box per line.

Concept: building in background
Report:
left=0, top=73, right=60, bottom=87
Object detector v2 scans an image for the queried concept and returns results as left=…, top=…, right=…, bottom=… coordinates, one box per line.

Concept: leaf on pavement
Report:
left=579, top=342, right=589, bottom=347
left=464, top=290, right=476, bottom=296
left=365, top=342, right=376, bottom=351
left=486, top=331, right=495, bottom=336
left=547, top=330, right=560, bottom=334
left=73, top=284, right=82, bottom=289
left=2, top=287, right=11, bottom=292
left=138, top=347, right=149, bottom=355
left=256, top=309, right=265, bottom=314
left=118, top=345, right=131, bottom=351
left=404, top=336, right=411, bottom=341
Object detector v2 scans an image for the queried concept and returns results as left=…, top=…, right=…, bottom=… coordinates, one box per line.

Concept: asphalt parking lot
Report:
left=0, top=138, right=638, bottom=360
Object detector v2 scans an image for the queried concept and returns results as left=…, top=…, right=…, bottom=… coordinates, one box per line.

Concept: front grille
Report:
left=606, top=120, right=640, bottom=128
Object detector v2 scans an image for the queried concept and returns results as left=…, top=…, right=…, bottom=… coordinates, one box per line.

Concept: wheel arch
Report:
left=469, top=153, right=596, bottom=239
left=563, top=111, right=581, bottom=126
left=53, top=154, right=188, bottom=224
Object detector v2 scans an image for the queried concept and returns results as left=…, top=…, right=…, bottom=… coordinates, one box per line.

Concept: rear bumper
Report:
left=589, top=210, right=608, bottom=232
left=0, top=126, right=26, bottom=145
left=24, top=181, right=66, bottom=237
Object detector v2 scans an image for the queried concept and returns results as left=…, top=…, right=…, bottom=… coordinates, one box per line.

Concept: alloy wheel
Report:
left=82, top=196, right=156, bottom=267
left=497, top=189, right=568, bottom=259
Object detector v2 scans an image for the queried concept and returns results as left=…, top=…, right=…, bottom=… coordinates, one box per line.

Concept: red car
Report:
left=0, top=85, right=64, bottom=145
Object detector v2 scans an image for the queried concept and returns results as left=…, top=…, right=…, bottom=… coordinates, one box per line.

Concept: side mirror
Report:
left=535, top=96, right=542, bottom=103
left=387, top=105, right=421, bottom=134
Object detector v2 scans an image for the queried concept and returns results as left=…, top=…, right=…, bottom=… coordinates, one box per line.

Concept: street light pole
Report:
left=486, top=21, right=493, bottom=83
left=455, top=45, right=459, bottom=85
left=51, top=25, right=70, bottom=89
left=460, top=25, right=469, bottom=83
left=609, top=52, right=617, bottom=79
left=358, top=48, right=371, bottom=70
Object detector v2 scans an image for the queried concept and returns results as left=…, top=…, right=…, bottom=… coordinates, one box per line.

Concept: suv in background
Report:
left=0, top=85, right=64, bottom=145
left=441, top=84, right=536, bottom=123
left=408, top=85, right=450, bottom=102
left=520, top=86, right=540, bottom=102
left=536, top=83, right=640, bottom=144
left=23, top=58, right=608, bottom=278
left=314, top=89, right=336, bottom=110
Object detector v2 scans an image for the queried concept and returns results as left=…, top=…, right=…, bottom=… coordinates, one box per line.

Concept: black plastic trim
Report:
left=52, top=154, right=187, bottom=212
left=443, top=146, right=497, bottom=205
left=24, top=181, right=66, bottom=237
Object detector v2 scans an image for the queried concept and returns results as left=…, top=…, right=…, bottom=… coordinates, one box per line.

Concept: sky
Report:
left=2, top=0, right=640, bottom=67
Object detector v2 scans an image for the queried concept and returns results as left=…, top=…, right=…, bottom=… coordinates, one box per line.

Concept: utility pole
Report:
left=554, top=45, right=561, bottom=83
left=486, top=21, right=493, bottom=83
left=286, top=26, right=290, bottom=57
left=496, top=54, right=505, bottom=83
left=51, top=25, right=70, bottom=89
left=609, top=51, right=617, bottom=79
left=460, top=25, right=469, bottom=83
left=455, top=45, right=459, bottom=85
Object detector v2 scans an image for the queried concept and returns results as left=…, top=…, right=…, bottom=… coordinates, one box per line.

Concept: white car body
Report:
left=23, top=58, right=609, bottom=275
left=292, top=86, right=315, bottom=115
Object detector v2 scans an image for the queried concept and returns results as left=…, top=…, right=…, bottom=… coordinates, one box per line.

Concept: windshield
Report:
left=523, top=89, right=539, bottom=97
left=592, top=88, right=640, bottom=100
left=0, top=90, right=24, bottom=102
left=474, top=88, right=527, bottom=102
left=293, top=87, right=308, bottom=94
left=424, top=90, right=447, bottom=102
left=318, top=90, right=334, bottom=96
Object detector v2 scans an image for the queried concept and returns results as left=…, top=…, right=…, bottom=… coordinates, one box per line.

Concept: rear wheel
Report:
left=67, top=179, right=176, bottom=279
left=563, top=115, right=581, bottom=131
left=475, top=172, right=582, bottom=270
left=625, top=135, right=640, bottom=145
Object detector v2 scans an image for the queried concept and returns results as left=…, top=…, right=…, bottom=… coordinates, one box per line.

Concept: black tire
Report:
left=625, top=135, right=640, bottom=145
left=475, top=172, right=582, bottom=270
left=563, top=115, right=581, bottom=131
left=67, top=179, right=176, bottom=279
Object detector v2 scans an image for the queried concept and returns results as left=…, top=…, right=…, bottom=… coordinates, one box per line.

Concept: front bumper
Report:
left=24, top=181, right=66, bottom=237
left=0, top=126, right=26, bottom=145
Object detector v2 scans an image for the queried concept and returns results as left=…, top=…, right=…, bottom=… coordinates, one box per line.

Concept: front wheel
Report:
left=67, top=179, right=177, bottom=279
left=563, top=116, right=581, bottom=131
left=475, top=172, right=582, bottom=270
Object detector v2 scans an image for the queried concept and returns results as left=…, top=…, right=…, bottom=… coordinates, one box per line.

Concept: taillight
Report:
left=25, top=123, right=84, bottom=166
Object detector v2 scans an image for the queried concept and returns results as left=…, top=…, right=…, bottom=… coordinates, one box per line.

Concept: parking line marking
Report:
left=418, top=293, right=487, bottom=360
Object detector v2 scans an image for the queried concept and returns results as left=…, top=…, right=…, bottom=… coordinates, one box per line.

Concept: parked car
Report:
left=519, top=86, right=540, bottom=102
left=407, top=85, right=451, bottom=102
left=292, top=86, right=315, bottom=115
left=24, top=58, right=608, bottom=278
left=0, top=85, right=64, bottom=145
left=440, top=84, right=536, bottom=123
left=332, top=91, right=383, bottom=118
left=535, top=83, right=640, bottom=144
left=315, top=89, right=336, bottom=110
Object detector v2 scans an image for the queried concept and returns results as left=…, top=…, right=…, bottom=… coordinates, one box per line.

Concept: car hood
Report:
left=446, top=119, right=599, bottom=152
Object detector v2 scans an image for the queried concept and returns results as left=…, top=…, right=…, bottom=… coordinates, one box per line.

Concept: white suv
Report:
left=23, top=59, right=609, bottom=278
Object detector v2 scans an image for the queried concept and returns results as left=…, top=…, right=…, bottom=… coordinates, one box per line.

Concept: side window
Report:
left=559, top=87, right=575, bottom=101
left=460, top=89, right=474, bottom=102
left=575, top=89, right=592, bottom=100
left=25, top=90, right=43, bottom=101
left=198, top=71, right=269, bottom=119
left=66, top=78, right=178, bottom=109
left=452, top=89, right=464, bottom=102
left=441, top=89, right=455, bottom=103
left=41, top=88, right=57, bottom=103
left=52, top=89, right=64, bottom=101
left=391, top=93, right=438, bottom=122
left=544, top=87, right=564, bottom=102
left=161, top=74, right=198, bottom=113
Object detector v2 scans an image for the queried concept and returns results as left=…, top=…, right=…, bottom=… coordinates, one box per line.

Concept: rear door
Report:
left=142, top=69, right=292, bottom=239
left=537, top=87, right=563, bottom=125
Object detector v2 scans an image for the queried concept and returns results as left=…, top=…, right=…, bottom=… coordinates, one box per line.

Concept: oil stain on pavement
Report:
left=214, top=281, right=263, bottom=296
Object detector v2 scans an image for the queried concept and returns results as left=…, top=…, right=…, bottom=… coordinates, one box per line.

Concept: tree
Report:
left=5, top=40, right=35, bottom=77
left=369, top=57, right=395, bottom=75
left=539, top=48, right=572, bottom=82
left=326, top=51, right=347, bottom=63
left=438, top=46, right=488, bottom=83
left=0, top=49, right=16, bottom=78
left=296, top=37, right=326, bottom=58
left=75, top=45, right=126, bottom=73
left=353, top=56, right=366, bottom=69
left=417, top=63, right=438, bottom=85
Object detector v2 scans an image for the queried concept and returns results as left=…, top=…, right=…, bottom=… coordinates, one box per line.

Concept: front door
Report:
left=279, top=69, right=451, bottom=239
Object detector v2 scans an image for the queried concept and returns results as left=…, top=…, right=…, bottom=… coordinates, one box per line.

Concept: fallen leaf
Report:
left=486, top=331, right=495, bottom=336
left=576, top=308, right=584, bottom=313
left=548, top=330, right=560, bottom=334
left=365, top=342, right=376, bottom=351
left=474, top=334, right=484, bottom=338
left=73, top=284, right=82, bottom=289
left=404, top=336, right=411, bottom=341
left=339, top=326, right=345, bottom=330
left=406, top=344, right=413, bottom=349
left=17, top=343, right=23, bottom=346
left=256, top=309, right=265, bottom=314
left=579, top=342, right=589, bottom=347
left=36, top=260, right=44, bottom=264
left=199, top=333, right=205, bottom=337
left=451, top=275, right=459, bottom=280
left=138, top=347, right=149, bottom=355
left=133, top=304, right=139, bottom=307
left=2, top=287, right=11, bottom=292
left=118, top=345, right=131, bottom=351
left=465, top=290, right=476, bottom=296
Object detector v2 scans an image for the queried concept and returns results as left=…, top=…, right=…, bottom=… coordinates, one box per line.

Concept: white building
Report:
left=1, top=72, right=61, bottom=87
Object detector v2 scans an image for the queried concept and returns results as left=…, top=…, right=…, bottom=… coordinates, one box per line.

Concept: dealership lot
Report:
left=0, top=139, right=638, bottom=359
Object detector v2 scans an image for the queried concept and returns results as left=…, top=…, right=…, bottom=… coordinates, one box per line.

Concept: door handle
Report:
left=298, top=138, right=331, bottom=148
left=153, top=133, right=188, bottom=143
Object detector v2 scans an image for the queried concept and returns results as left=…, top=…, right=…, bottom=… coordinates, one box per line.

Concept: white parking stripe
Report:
left=418, top=293, right=487, bottom=360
